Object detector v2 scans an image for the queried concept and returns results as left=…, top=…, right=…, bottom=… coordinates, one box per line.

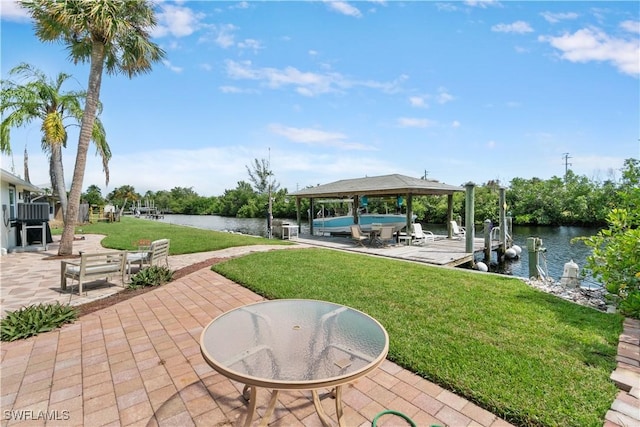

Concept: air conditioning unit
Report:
left=17, top=203, right=49, bottom=222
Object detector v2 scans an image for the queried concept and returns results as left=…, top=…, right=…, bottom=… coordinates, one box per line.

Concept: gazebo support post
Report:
left=464, top=182, right=475, bottom=254
left=447, top=194, right=454, bottom=239
left=309, top=198, right=315, bottom=235
left=296, top=197, right=302, bottom=233
left=405, top=194, right=413, bottom=235
left=353, top=195, right=360, bottom=224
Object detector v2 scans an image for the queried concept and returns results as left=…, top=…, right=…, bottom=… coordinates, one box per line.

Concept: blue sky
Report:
left=1, top=1, right=639, bottom=197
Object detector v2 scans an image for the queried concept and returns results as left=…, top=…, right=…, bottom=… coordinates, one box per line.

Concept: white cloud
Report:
left=409, top=90, right=452, bottom=107
left=539, top=27, right=640, bottom=76
left=237, top=38, right=264, bottom=52
left=162, top=60, right=183, bottom=73
left=152, top=4, right=203, bottom=38
left=437, top=88, right=455, bottom=104
left=354, top=74, right=408, bottom=94
left=231, top=1, right=250, bottom=9
left=397, top=118, right=436, bottom=128
left=464, top=0, right=501, bottom=9
left=487, top=140, right=497, bottom=149
left=269, top=124, right=346, bottom=143
left=219, top=85, right=257, bottom=94
left=268, top=124, right=374, bottom=150
left=435, top=3, right=459, bottom=12
left=0, top=0, right=30, bottom=22
left=214, top=23, right=237, bottom=48
left=620, top=20, right=640, bottom=34
left=2, top=147, right=251, bottom=198
left=451, top=121, right=461, bottom=128
left=569, top=155, right=627, bottom=178
left=540, top=12, right=579, bottom=24
left=324, top=1, right=362, bottom=18
left=492, top=21, right=534, bottom=34
left=409, top=96, right=428, bottom=108
left=224, top=60, right=406, bottom=97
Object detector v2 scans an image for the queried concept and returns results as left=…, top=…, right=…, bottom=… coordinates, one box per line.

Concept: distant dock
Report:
left=292, top=234, right=501, bottom=267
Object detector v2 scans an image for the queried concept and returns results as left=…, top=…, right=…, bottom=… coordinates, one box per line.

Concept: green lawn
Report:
left=54, top=216, right=291, bottom=254
left=212, top=248, right=623, bottom=427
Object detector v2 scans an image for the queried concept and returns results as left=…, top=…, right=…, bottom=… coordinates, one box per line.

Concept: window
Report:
left=8, top=186, right=16, bottom=220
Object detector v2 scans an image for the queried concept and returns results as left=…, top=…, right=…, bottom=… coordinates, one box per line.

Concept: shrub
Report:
left=619, top=288, right=640, bottom=318
left=579, top=159, right=640, bottom=319
left=128, top=265, right=174, bottom=288
left=1, top=303, right=77, bottom=341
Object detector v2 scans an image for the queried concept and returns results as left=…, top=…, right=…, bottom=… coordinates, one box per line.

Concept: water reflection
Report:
left=158, top=214, right=279, bottom=236
left=156, top=215, right=600, bottom=285
left=502, top=225, right=600, bottom=286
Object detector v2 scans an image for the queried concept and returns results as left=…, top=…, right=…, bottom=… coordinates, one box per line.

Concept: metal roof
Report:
left=1, top=168, right=44, bottom=193
left=291, top=174, right=464, bottom=198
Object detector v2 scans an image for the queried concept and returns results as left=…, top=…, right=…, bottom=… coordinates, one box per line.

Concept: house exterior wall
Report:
left=0, top=169, right=45, bottom=254
left=0, top=180, right=15, bottom=253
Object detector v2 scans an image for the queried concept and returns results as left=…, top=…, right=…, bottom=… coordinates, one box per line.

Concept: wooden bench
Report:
left=61, top=251, right=126, bottom=295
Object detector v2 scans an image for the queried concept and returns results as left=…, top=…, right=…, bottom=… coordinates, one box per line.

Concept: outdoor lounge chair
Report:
left=450, top=220, right=466, bottom=238
left=126, top=238, right=170, bottom=278
left=350, top=225, right=370, bottom=247
left=412, top=223, right=434, bottom=245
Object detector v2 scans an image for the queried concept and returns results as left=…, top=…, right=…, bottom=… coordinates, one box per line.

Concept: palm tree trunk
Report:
left=59, top=42, right=105, bottom=256
left=24, top=146, right=30, bottom=183
left=119, top=197, right=128, bottom=217
left=50, top=143, right=68, bottom=222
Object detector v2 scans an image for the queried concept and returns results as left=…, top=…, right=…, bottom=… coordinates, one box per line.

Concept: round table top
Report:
left=200, top=299, right=389, bottom=389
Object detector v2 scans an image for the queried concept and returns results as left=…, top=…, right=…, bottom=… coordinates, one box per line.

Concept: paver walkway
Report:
left=1, top=238, right=513, bottom=427
left=0, top=234, right=306, bottom=315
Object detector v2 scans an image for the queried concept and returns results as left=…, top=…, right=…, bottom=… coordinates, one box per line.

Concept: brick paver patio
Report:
left=1, top=264, right=513, bottom=426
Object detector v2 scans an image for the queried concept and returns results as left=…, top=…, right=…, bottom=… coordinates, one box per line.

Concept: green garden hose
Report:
left=371, top=409, right=417, bottom=427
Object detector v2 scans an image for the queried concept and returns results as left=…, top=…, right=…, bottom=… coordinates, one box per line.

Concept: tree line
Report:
left=84, top=158, right=638, bottom=228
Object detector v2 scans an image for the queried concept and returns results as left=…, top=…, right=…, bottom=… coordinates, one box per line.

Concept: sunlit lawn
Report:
left=52, top=215, right=291, bottom=254
left=213, top=248, right=623, bottom=427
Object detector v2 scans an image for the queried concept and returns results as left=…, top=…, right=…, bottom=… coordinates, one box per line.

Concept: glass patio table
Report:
left=200, top=299, right=389, bottom=427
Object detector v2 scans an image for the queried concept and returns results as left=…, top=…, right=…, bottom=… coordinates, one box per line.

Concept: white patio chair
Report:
left=450, top=220, right=466, bottom=239
left=412, top=223, right=434, bottom=245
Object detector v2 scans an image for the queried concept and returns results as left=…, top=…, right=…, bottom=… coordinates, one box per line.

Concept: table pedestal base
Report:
left=242, top=385, right=344, bottom=427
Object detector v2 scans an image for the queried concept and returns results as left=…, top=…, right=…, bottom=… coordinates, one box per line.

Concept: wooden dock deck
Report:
left=293, top=234, right=501, bottom=267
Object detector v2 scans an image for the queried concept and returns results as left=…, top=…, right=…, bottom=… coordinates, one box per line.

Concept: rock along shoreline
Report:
left=523, top=278, right=611, bottom=312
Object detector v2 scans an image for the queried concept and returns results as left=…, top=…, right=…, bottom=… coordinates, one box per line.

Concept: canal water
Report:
left=156, top=214, right=601, bottom=287
left=493, top=225, right=600, bottom=288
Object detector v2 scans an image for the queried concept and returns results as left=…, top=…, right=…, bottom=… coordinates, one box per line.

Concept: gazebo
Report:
left=290, top=173, right=466, bottom=238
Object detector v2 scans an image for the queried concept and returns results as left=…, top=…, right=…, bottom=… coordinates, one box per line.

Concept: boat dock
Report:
left=293, top=234, right=501, bottom=268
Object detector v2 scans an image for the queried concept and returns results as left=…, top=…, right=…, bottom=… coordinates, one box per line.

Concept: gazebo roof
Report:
left=291, top=174, right=464, bottom=198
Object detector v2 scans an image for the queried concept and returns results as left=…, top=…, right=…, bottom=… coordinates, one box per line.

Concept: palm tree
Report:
left=108, top=185, right=139, bottom=217
left=0, top=63, right=110, bottom=221
left=19, top=0, right=165, bottom=255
